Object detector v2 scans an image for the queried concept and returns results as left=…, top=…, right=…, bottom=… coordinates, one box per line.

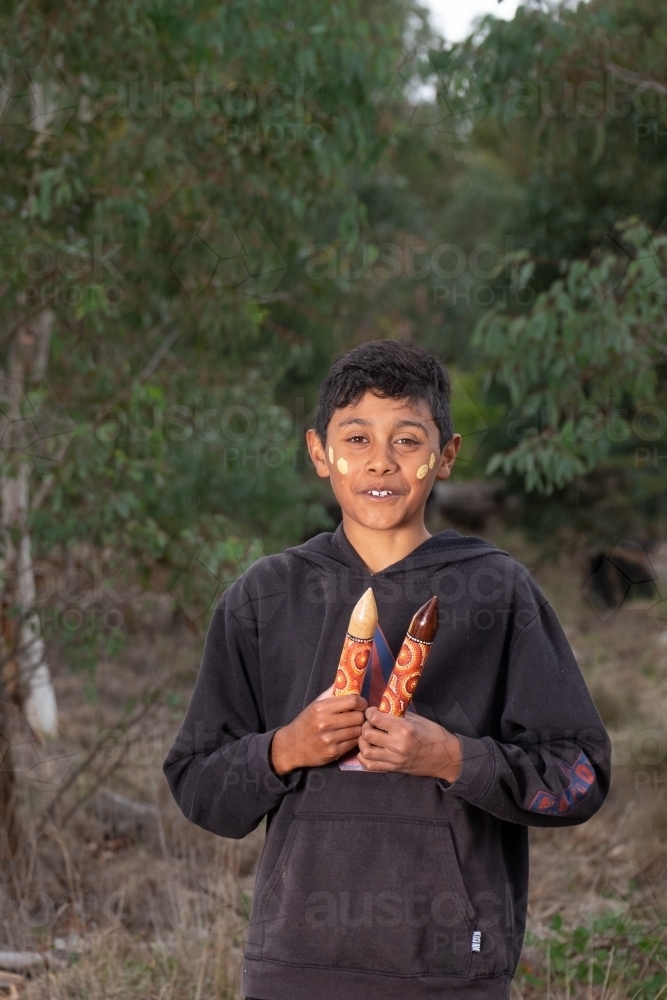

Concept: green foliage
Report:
left=0, top=0, right=428, bottom=622
left=517, top=911, right=667, bottom=1000
left=437, top=0, right=667, bottom=506
left=5, top=0, right=667, bottom=592
left=457, top=0, right=667, bottom=260
left=475, top=218, right=667, bottom=493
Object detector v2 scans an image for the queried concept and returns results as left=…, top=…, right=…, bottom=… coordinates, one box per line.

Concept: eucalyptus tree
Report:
left=0, top=0, right=427, bottom=851
left=447, top=0, right=667, bottom=496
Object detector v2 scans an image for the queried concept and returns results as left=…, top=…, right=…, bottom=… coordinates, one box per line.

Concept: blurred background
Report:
left=0, top=0, right=666, bottom=996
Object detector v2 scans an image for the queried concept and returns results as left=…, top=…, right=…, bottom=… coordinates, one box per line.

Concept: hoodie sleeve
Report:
left=441, top=577, right=611, bottom=827
left=163, top=575, right=301, bottom=839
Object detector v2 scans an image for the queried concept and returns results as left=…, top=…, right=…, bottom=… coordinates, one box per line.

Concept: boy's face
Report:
left=306, top=391, right=461, bottom=533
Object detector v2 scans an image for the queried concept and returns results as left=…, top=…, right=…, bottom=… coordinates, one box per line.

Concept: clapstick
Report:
left=333, top=588, right=378, bottom=697
left=378, top=596, right=439, bottom=716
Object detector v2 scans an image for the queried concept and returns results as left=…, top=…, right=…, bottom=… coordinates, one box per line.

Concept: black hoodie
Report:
left=164, top=526, right=611, bottom=1000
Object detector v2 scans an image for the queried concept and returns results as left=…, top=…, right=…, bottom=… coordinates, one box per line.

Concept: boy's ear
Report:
left=306, top=428, right=331, bottom=479
left=434, top=433, right=462, bottom=481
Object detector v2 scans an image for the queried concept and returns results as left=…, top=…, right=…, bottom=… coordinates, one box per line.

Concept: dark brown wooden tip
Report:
left=407, top=596, right=439, bottom=643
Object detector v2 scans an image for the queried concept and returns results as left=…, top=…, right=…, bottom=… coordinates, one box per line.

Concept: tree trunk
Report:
left=0, top=311, right=58, bottom=858
left=0, top=310, right=58, bottom=736
left=0, top=695, right=20, bottom=862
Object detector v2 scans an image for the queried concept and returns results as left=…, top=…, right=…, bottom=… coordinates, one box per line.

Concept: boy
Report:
left=164, top=340, right=611, bottom=1000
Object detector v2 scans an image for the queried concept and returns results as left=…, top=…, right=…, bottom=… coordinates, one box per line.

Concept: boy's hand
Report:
left=270, top=684, right=368, bottom=775
left=358, top=707, right=462, bottom=782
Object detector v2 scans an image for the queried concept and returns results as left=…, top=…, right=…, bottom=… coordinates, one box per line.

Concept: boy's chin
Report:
left=345, top=503, right=418, bottom=532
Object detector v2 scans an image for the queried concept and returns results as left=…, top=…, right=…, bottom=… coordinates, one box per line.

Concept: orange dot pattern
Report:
left=379, top=634, right=433, bottom=716
left=333, top=635, right=372, bottom=697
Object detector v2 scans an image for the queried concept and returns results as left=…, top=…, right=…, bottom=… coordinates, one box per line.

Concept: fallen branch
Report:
left=0, top=969, right=24, bottom=1000
left=95, top=788, right=159, bottom=837
left=0, top=953, right=43, bottom=972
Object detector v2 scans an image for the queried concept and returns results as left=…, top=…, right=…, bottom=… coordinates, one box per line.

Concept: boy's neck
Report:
left=341, top=514, right=432, bottom=575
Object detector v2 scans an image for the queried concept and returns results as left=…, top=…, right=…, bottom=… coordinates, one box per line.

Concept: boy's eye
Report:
left=395, top=437, right=421, bottom=446
left=347, top=435, right=368, bottom=444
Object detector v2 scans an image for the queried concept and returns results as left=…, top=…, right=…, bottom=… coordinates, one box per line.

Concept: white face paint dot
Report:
left=429, top=452, right=436, bottom=470
left=337, top=457, right=349, bottom=474
left=328, top=446, right=334, bottom=464
left=416, top=464, right=429, bottom=480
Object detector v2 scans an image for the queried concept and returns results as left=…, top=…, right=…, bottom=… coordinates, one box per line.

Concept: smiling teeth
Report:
left=369, top=490, right=392, bottom=496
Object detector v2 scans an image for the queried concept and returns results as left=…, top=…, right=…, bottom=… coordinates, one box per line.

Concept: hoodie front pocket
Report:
left=256, top=812, right=476, bottom=978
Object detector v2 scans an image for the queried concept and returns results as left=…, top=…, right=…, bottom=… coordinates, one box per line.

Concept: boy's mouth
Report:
left=360, top=488, right=405, bottom=499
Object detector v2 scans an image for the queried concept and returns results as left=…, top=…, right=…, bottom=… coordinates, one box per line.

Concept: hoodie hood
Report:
left=290, top=524, right=507, bottom=577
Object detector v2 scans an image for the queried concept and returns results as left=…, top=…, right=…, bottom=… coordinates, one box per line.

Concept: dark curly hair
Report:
left=314, top=340, right=453, bottom=449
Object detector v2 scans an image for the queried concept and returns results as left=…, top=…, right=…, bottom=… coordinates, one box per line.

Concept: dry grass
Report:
left=1, top=528, right=666, bottom=999
left=2, top=628, right=264, bottom=1000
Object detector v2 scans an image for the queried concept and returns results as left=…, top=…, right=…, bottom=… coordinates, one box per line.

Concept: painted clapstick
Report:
left=333, top=588, right=378, bottom=697
left=379, top=596, right=439, bottom=716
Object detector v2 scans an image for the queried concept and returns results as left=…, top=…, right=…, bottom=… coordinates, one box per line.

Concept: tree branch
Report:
left=605, top=62, right=667, bottom=97
left=138, top=326, right=180, bottom=382
left=39, top=689, right=163, bottom=833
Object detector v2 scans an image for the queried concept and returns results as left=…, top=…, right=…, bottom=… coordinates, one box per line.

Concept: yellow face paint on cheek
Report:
left=328, top=446, right=334, bottom=464
left=429, top=452, right=436, bottom=469
left=416, top=464, right=429, bottom=480
left=337, top=457, right=349, bottom=475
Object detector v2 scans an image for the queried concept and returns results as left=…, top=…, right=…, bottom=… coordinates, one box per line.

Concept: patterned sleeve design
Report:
left=528, top=750, right=596, bottom=816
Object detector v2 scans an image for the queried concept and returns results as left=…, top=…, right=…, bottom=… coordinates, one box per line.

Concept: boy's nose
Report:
left=365, top=444, right=398, bottom=475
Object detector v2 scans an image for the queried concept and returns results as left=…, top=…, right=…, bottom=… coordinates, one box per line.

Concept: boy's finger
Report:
left=320, top=711, right=366, bottom=732
left=322, top=693, right=367, bottom=714
left=360, top=720, right=394, bottom=747
left=326, top=725, right=364, bottom=744
left=341, top=711, right=367, bottom=728
left=364, top=707, right=402, bottom=732
left=360, top=759, right=400, bottom=773
left=358, top=741, right=402, bottom=764
left=314, top=685, right=365, bottom=709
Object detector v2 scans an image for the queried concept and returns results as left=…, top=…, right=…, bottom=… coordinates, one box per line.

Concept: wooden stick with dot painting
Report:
left=379, top=596, right=439, bottom=716
left=333, top=588, right=377, bottom=697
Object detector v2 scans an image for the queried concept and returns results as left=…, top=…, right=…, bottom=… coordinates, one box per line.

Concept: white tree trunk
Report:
left=1, top=311, right=57, bottom=737
left=19, top=527, right=57, bottom=737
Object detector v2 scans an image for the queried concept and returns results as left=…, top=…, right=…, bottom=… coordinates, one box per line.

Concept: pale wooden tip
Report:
left=348, top=587, right=378, bottom=640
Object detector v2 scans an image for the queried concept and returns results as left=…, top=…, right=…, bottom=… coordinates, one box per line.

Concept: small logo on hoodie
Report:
left=472, top=930, right=482, bottom=953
